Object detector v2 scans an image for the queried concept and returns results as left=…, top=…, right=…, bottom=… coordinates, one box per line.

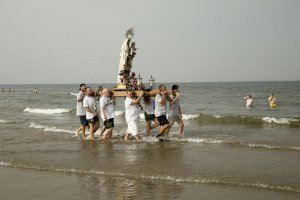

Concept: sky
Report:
left=0, top=0, right=299, bottom=84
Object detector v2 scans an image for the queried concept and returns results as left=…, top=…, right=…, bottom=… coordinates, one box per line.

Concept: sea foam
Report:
left=70, top=92, right=78, bottom=96
left=29, top=122, right=75, bottom=134
left=261, top=117, right=298, bottom=125
left=24, top=107, right=71, bottom=115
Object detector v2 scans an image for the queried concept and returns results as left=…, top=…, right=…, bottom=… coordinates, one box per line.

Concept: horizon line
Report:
left=0, top=80, right=299, bottom=85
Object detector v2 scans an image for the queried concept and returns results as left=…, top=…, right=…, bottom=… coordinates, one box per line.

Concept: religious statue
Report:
left=117, top=27, right=137, bottom=86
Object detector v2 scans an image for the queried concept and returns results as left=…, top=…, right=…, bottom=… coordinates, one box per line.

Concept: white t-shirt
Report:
left=83, top=96, right=96, bottom=120
left=100, top=96, right=115, bottom=120
left=143, top=100, right=154, bottom=115
left=76, top=91, right=85, bottom=116
left=169, top=94, right=180, bottom=117
left=155, top=94, right=167, bottom=117
left=246, top=98, right=254, bottom=107
left=125, top=97, right=141, bottom=121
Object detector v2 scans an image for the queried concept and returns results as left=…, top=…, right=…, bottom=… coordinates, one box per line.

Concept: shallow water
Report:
left=0, top=82, right=300, bottom=199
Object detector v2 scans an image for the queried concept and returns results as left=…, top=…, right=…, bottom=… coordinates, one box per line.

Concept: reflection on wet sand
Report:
left=76, top=174, right=183, bottom=200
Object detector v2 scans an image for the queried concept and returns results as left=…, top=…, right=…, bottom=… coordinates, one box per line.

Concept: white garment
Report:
left=143, top=100, right=154, bottom=115
left=246, top=98, right=254, bottom=107
left=119, top=38, right=130, bottom=72
left=83, top=96, right=96, bottom=120
left=155, top=94, right=167, bottom=117
left=100, top=96, right=116, bottom=121
left=126, top=118, right=139, bottom=136
left=125, top=97, right=141, bottom=121
left=76, top=91, right=85, bottom=116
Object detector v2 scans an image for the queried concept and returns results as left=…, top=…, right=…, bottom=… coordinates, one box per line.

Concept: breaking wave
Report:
left=136, top=112, right=299, bottom=126
left=24, top=107, right=71, bottom=115
left=190, top=114, right=300, bottom=127
left=0, top=161, right=298, bottom=193
left=29, top=122, right=76, bottom=134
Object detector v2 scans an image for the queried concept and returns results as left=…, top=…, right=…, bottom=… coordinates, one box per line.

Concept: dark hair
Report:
left=80, top=83, right=86, bottom=88
left=172, top=85, right=179, bottom=91
left=131, top=72, right=136, bottom=76
left=144, top=96, right=151, bottom=104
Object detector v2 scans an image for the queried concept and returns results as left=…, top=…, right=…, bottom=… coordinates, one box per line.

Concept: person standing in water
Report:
left=169, top=85, right=184, bottom=135
left=83, top=87, right=99, bottom=140
left=268, top=93, right=276, bottom=108
left=100, top=88, right=116, bottom=140
left=76, top=83, right=88, bottom=138
left=143, top=96, right=159, bottom=136
left=124, top=91, right=144, bottom=141
left=244, top=95, right=255, bottom=108
left=155, top=84, right=173, bottom=141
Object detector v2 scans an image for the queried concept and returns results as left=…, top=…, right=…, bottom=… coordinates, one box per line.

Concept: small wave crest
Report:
left=167, top=137, right=223, bottom=144
left=262, top=117, right=298, bottom=125
left=0, top=119, right=25, bottom=124
left=193, top=114, right=300, bottom=127
left=70, top=92, right=78, bottom=96
left=24, top=107, right=71, bottom=115
left=29, top=122, right=75, bottom=134
left=138, top=113, right=200, bottom=121
left=0, top=161, right=298, bottom=193
left=245, top=143, right=300, bottom=151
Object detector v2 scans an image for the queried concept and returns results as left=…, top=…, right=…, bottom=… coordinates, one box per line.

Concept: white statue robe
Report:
left=118, top=38, right=130, bottom=73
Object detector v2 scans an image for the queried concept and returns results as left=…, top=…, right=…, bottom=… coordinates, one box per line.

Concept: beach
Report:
left=0, top=81, right=300, bottom=199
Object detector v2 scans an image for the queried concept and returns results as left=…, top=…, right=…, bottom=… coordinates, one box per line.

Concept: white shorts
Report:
left=126, top=119, right=139, bottom=136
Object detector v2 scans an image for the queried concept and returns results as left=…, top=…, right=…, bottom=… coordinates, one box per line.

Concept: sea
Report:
left=0, top=81, right=299, bottom=200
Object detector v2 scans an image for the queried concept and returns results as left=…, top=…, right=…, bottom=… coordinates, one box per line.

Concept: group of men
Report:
left=76, top=83, right=184, bottom=141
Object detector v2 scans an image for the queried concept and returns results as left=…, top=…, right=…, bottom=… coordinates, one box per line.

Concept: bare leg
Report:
left=81, top=125, right=86, bottom=138
left=89, top=123, right=95, bottom=140
left=76, top=126, right=82, bottom=136
left=164, top=124, right=172, bottom=136
left=178, top=119, right=184, bottom=135
left=100, top=126, right=106, bottom=137
left=108, top=129, right=113, bottom=139
left=124, top=133, right=129, bottom=140
left=151, top=119, right=159, bottom=130
left=146, top=121, right=151, bottom=136
left=93, top=122, right=99, bottom=135
left=101, top=128, right=112, bottom=139
left=134, top=135, right=141, bottom=142
left=159, top=123, right=171, bottom=136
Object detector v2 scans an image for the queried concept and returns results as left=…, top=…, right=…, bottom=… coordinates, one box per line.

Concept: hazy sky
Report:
left=0, top=0, right=299, bottom=84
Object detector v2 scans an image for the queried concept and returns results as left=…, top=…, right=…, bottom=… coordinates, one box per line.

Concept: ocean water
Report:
left=0, top=81, right=299, bottom=200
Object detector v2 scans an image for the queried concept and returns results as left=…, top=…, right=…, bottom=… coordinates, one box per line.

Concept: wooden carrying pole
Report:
left=112, top=89, right=160, bottom=97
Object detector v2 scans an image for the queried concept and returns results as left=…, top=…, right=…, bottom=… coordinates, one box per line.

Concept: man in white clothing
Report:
left=244, top=95, right=255, bottom=108
left=100, top=88, right=116, bottom=139
left=76, top=83, right=87, bottom=138
left=124, top=90, right=144, bottom=141
left=83, top=87, right=99, bottom=140
left=154, top=84, right=173, bottom=141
